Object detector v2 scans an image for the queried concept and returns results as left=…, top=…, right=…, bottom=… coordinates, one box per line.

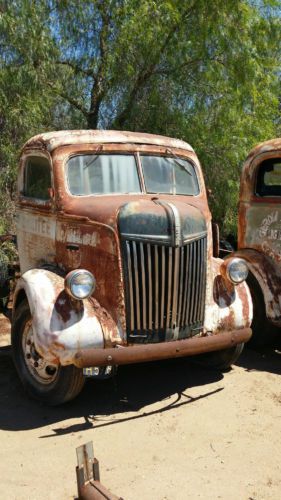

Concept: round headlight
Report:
left=65, top=270, right=96, bottom=300
left=226, top=258, right=248, bottom=285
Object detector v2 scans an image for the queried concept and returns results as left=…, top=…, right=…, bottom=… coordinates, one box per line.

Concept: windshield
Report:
left=67, top=154, right=141, bottom=195
left=141, top=155, right=199, bottom=195
left=66, top=153, right=199, bottom=196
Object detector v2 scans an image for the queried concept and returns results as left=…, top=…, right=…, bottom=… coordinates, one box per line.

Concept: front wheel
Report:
left=12, top=300, right=85, bottom=405
left=194, top=343, right=244, bottom=371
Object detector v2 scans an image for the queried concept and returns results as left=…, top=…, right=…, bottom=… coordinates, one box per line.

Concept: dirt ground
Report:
left=1, top=324, right=281, bottom=500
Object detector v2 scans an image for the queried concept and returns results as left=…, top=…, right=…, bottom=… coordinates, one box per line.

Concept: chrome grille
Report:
left=123, top=236, right=207, bottom=342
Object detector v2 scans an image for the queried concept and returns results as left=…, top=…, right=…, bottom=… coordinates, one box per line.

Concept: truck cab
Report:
left=237, top=137, right=281, bottom=346
left=7, top=130, right=252, bottom=404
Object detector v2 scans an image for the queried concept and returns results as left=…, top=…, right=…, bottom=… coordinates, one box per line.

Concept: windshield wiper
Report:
left=83, top=145, right=103, bottom=170
left=166, top=148, right=192, bottom=176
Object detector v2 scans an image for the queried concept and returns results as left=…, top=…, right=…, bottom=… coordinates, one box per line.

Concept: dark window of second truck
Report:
left=256, top=158, right=281, bottom=196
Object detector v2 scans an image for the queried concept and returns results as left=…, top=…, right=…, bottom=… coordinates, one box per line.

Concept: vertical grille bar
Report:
left=180, top=244, right=189, bottom=327
left=126, top=241, right=135, bottom=332
left=160, top=246, right=166, bottom=329
left=154, top=245, right=159, bottom=330
left=139, top=242, right=147, bottom=330
left=198, top=238, right=207, bottom=321
left=185, top=242, right=193, bottom=325
left=189, top=241, right=195, bottom=323
left=177, top=246, right=185, bottom=327
left=191, top=240, right=199, bottom=323
left=193, top=239, right=201, bottom=321
left=147, top=244, right=153, bottom=330
left=171, top=247, right=180, bottom=329
left=132, top=241, right=141, bottom=330
left=166, top=247, right=173, bottom=328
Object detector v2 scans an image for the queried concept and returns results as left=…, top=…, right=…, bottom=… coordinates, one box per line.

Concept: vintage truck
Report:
left=237, top=137, right=281, bottom=346
left=0, top=130, right=252, bottom=405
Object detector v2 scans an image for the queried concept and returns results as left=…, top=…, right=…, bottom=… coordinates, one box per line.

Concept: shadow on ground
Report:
left=237, top=344, right=281, bottom=376
left=0, top=346, right=224, bottom=434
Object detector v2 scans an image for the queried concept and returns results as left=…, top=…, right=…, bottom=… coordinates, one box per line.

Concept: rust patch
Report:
left=54, top=290, right=84, bottom=323
left=13, top=130, right=252, bottom=368
left=89, top=297, right=121, bottom=347
left=213, top=275, right=235, bottom=307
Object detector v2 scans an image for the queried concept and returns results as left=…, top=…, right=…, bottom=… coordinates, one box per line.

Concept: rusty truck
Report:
left=237, top=137, right=281, bottom=346
left=0, top=130, right=252, bottom=404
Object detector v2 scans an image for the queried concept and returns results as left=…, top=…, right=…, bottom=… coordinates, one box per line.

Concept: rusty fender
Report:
left=13, top=269, right=120, bottom=366
left=74, top=328, right=252, bottom=368
left=235, top=248, right=281, bottom=323
left=204, top=258, right=253, bottom=333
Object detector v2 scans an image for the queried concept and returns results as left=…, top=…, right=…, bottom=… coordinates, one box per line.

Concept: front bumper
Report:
left=74, top=328, right=252, bottom=368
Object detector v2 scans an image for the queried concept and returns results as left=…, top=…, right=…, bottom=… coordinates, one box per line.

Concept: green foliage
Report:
left=0, top=0, right=280, bottom=236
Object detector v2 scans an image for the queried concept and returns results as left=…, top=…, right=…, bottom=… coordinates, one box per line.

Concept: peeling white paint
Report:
left=14, top=269, right=106, bottom=365
left=57, top=227, right=100, bottom=246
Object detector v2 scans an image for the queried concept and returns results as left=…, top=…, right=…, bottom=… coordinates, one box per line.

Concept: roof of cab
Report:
left=22, top=130, right=194, bottom=153
left=244, top=137, right=281, bottom=166
left=240, top=137, right=281, bottom=202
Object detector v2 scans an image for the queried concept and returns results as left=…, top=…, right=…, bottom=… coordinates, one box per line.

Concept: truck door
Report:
left=16, top=153, right=56, bottom=272
left=242, top=154, right=281, bottom=260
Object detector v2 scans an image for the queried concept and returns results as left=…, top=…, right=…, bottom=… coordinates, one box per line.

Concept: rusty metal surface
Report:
left=76, top=442, right=122, bottom=500
left=235, top=248, right=281, bottom=324
left=78, top=482, right=121, bottom=500
left=22, top=129, right=194, bottom=153
left=74, top=328, right=252, bottom=368
left=204, top=256, right=252, bottom=334
left=51, top=141, right=212, bottom=340
left=239, top=137, right=281, bottom=201
left=239, top=139, right=281, bottom=254
left=238, top=137, right=281, bottom=323
left=13, top=130, right=253, bottom=367
left=13, top=269, right=110, bottom=365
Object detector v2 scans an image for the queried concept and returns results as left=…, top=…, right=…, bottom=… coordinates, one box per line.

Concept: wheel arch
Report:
left=13, top=268, right=106, bottom=366
left=13, top=288, right=28, bottom=313
left=235, top=248, right=281, bottom=324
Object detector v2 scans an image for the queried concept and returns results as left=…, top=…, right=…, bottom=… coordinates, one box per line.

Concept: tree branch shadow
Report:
left=236, top=345, right=281, bottom=376
left=0, top=347, right=224, bottom=433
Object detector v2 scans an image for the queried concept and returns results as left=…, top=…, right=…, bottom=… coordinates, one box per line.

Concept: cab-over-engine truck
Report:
left=0, top=130, right=252, bottom=405
left=236, top=137, right=281, bottom=346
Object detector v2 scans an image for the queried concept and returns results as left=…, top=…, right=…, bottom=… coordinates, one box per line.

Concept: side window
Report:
left=23, top=156, right=52, bottom=200
left=256, top=158, right=281, bottom=197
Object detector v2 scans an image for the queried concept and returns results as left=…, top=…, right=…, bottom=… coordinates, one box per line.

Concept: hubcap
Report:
left=22, top=320, right=58, bottom=385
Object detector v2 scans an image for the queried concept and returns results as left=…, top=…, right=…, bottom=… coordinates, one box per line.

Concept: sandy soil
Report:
left=0, top=324, right=281, bottom=500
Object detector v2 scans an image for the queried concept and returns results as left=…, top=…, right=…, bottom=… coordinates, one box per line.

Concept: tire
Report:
left=12, top=299, right=85, bottom=405
left=194, top=343, right=244, bottom=371
left=247, top=272, right=279, bottom=348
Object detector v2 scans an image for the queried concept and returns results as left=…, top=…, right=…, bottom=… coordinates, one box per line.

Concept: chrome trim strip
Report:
left=167, top=202, right=182, bottom=246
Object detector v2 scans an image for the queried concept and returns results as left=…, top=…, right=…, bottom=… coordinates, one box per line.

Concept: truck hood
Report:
left=64, top=195, right=207, bottom=245
left=118, top=199, right=206, bottom=245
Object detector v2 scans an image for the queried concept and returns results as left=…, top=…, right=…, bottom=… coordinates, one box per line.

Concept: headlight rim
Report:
left=65, top=269, right=96, bottom=300
left=225, top=257, right=249, bottom=285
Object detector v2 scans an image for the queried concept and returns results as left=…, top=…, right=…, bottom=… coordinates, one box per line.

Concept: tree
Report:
left=0, top=0, right=280, bottom=235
